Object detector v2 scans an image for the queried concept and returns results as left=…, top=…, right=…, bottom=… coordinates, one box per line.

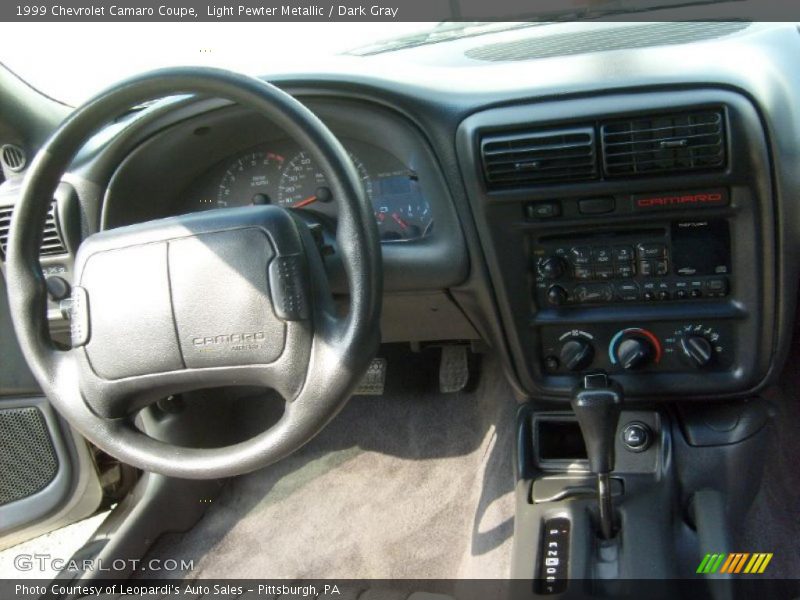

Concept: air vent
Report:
left=0, top=144, right=27, bottom=172
left=0, top=201, right=67, bottom=260
left=481, top=126, right=597, bottom=188
left=601, top=111, right=726, bottom=177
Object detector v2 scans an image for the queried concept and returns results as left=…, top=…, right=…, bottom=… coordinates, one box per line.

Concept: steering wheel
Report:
left=5, top=67, right=382, bottom=479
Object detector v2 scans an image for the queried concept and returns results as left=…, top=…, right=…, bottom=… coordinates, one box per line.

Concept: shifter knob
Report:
left=571, top=372, right=624, bottom=541
left=571, top=372, right=623, bottom=474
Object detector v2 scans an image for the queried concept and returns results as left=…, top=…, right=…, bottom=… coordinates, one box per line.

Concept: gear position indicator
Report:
left=536, top=517, right=571, bottom=595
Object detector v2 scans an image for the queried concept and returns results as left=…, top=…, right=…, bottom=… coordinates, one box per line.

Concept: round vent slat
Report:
left=1, top=144, right=27, bottom=172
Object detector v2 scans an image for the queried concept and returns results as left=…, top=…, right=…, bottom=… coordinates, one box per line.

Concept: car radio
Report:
left=532, top=219, right=731, bottom=307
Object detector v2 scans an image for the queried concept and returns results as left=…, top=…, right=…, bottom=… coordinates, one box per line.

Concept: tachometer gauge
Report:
left=215, top=151, right=284, bottom=208
left=277, top=151, right=373, bottom=208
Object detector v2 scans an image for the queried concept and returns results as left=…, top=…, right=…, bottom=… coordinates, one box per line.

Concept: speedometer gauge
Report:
left=215, top=151, right=284, bottom=208
left=277, top=151, right=373, bottom=208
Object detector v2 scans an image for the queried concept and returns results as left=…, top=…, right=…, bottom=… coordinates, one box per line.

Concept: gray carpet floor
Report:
left=737, top=363, right=800, bottom=588
left=140, top=353, right=517, bottom=580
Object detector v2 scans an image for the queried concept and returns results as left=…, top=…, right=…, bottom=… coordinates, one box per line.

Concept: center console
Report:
left=456, top=87, right=781, bottom=594
left=456, top=88, right=775, bottom=400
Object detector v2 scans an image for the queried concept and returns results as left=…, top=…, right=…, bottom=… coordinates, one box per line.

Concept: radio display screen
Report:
left=671, top=219, right=731, bottom=277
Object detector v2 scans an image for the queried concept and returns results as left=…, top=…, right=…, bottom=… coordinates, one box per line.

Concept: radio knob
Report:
left=560, top=338, right=595, bottom=372
left=616, top=337, right=655, bottom=370
left=680, top=335, right=713, bottom=368
left=538, top=256, right=566, bottom=280
left=547, top=285, right=568, bottom=307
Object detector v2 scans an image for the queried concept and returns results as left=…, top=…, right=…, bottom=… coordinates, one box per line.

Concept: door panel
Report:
left=0, top=275, right=102, bottom=550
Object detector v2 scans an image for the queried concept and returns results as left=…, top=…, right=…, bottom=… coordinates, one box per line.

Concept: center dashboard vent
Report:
left=480, top=126, right=598, bottom=189
left=0, top=201, right=67, bottom=260
left=600, top=110, right=726, bottom=177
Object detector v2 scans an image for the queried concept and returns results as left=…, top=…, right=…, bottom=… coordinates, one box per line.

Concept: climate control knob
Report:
left=680, top=335, right=713, bottom=368
left=559, top=338, right=595, bottom=372
left=537, top=256, right=567, bottom=280
left=616, top=338, right=654, bottom=370
left=609, top=328, right=662, bottom=371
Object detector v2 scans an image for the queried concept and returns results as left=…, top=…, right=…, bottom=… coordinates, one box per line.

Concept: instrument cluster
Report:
left=180, top=138, right=433, bottom=242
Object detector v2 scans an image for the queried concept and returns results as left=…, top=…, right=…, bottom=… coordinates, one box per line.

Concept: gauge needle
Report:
left=391, top=213, right=409, bottom=229
left=292, top=195, right=317, bottom=208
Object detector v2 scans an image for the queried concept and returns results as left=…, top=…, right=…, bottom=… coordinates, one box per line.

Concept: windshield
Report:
left=0, top=0, right=740, bottom=106
left=0, top=22, right=433, bottom=105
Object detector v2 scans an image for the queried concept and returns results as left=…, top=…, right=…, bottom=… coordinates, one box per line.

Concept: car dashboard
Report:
left=2, top=20, right=800, bottom=403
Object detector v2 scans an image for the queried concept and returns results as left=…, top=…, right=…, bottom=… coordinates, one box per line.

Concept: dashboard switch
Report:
left=538, top=256, right=567, bottom=280
left=610, top=328, right=662, bottom=370
left=680, top=335, right=714, bottom=368
left=46, top=276, right=71, bottom=302
left=268, top=255, right=310, bottom=321
left=527, top=202, right=561, bottom=219
left=559, top=338, right=595, bottom=372
left=622, top=422, right=652, bottom=452
left=573, top=283, right=613, bottom=304
left=547, top=285, right=568, bottom=307
left=636, top=243, right=667, bottom=259
left=578, top=197, right=615, bottom=215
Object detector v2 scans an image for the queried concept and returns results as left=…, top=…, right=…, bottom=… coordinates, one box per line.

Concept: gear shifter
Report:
left=571, top=372, right=623, bottom=540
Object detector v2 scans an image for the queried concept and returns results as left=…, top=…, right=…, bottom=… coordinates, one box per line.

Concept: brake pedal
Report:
left=439, top=345, right=469, bottom=393
left=353, top=357, right=387, bottom=395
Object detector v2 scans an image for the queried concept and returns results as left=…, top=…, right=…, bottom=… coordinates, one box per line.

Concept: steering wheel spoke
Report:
left=6, top=67, right=381, bottom=479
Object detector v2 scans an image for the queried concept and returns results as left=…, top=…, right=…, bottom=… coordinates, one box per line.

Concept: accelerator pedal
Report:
left=439, top=345, right=469, bottom=393
left=353, top=357, right=387, bottom=395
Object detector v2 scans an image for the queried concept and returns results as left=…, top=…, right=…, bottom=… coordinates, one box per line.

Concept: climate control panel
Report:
left=540, top=322, right=733, bottom=375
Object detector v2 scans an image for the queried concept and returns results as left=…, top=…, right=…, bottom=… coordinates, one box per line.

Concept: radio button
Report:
left=592, top=247, right=613, bottom=264
left=637, top=243, right=667, bottom=259
left=595, top=266, right=614, bottom=280
left=574, top=266, right=593, bottom=280
left=571, top=247, right=592, bottom=266
left=675, top=289, right=688, bottom=300
left=615, top=282, right=640, bottom=301
left=690, top=289, right=703, bottom=299
left=705, top=278, right=729, bottom=297
left=574, top=283, right=613, bottom=304
left=547, top=285, right=569, bottom=307
left=643, top=291, right=657, bottom=301
left=615, top=264, right=635, bottom=278
left=538, top=256, right=567, bottom=280
left=657, top=290, right=671, bottom=301
left=639, top=260, right=655, bottom=276
left=613, top=245, right=635, bottom=262
left=654, top=260, right=669, bottom=276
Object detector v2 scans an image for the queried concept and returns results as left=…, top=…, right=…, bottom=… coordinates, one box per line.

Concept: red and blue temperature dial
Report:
left=609, top=327, right=662, bottom=370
